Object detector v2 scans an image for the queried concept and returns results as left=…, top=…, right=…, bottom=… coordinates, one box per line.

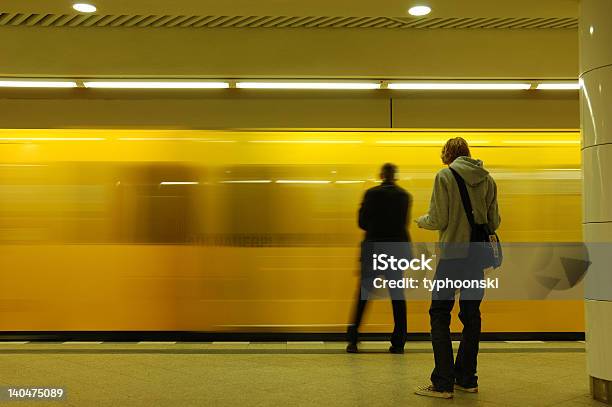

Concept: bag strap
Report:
left=449, top=167, right=476, bottom=228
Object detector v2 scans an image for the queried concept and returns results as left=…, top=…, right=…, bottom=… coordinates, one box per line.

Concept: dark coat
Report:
left=358, top=181, right=411, bottom=242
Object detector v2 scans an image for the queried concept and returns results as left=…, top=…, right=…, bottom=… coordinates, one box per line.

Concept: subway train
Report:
left=0, top=129, right=583, bottom=335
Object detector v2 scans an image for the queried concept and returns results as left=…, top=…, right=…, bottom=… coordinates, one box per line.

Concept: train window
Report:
left=112, top=163, right=199, bottom=244
left=198, top=165, right=372, bottom=247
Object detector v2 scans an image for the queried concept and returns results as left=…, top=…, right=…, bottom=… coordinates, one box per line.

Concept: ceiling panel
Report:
left=0, top=13, right=579, bottom=29
left=0, top=0, right=579, bottom=19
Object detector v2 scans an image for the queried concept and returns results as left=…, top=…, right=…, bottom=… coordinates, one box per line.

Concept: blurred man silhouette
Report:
left=346, top=163, right=411, bottom=354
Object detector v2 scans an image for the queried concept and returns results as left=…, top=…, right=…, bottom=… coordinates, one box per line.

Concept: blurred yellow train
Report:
left=0, top=129, right=583, bottom=334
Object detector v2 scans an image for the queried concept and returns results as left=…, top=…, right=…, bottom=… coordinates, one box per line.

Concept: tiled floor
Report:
left=0, top=341, right=605, bottom=406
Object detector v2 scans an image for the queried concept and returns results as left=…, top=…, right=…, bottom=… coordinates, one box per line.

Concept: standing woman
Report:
left=414, top=137, right=501, bottom=399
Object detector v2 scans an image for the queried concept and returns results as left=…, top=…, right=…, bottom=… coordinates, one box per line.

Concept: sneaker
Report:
left=415, top=385, right=453, bottom=399
left=388, top=345, right=404, bottom=354
left=346, top=343, right=358, bottom=353
left=454, top=384, right=478, bottom=393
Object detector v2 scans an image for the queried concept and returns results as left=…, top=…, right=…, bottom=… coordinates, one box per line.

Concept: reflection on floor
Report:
left=0, top=341, right=604, bottom=407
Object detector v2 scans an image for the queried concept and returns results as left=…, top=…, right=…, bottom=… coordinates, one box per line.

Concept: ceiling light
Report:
left=0, top=80, right=77, bottom=88
left=236, top=82, right=380, bottom=90
left=387, top=83, right=531, bottom=90
left=83, top=81, right=229, bottom=89
left=408, top=6, right=432, bottom=16
left=73, top=3, right=97, bottom=13
left=535, top=83, right=580, bottom=90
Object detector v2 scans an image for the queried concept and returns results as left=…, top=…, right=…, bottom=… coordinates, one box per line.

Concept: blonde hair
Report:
left=441, top=137, right=471, bottom=165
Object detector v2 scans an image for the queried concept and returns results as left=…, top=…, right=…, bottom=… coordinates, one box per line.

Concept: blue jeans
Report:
left=429, top=257, right=484, bottom=391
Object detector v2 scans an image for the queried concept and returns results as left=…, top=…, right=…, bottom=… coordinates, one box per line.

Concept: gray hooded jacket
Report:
left=416, top=156, right=501, bottom=259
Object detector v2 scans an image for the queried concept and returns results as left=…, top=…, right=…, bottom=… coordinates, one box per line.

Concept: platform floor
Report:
left=0, top=341, right=604, bottom=407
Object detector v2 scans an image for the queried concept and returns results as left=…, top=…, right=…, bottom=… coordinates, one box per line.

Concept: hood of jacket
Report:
left=449, top=156, right=489, bottom=186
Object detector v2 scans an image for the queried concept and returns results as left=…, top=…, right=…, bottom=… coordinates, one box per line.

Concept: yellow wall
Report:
left=0, top=27, right=578, bottom=79
left=0, top=91, right=579, bottom=129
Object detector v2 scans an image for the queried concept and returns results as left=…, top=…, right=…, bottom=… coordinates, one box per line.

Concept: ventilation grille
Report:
left=0, top=14, right=578, bottom=29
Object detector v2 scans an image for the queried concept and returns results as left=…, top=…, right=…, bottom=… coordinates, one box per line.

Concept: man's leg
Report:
left=454, top=299, right=482, bottom=388
left=429, top=259, right=458, bottom=392
left=347, top=275, right=371, bottom=345
left=390, top=299, right=407, bottom=348
left=348, top=296, right=367, bottom=345
left=454, top=262, right=484, bottom=388
left=429, top=298, right=456, bottom=391
left=387, top=277, right=407, bottom=349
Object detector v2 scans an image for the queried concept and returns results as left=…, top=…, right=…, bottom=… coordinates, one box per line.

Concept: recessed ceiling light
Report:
left=408, top=5, right=431, bottom=16
left=73, top=3, right=97, bottom=13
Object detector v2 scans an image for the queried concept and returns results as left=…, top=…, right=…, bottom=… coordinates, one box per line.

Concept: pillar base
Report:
left=591, top=376, right=612, bottom=404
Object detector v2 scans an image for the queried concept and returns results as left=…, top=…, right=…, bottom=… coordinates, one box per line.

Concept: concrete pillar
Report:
left=581, top=0, right=612, bottom=404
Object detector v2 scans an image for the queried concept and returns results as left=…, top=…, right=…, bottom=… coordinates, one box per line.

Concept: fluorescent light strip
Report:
left=84, top=82, right=229, bottom=89
left=0, top=80, right=582, bottom=92
left=248, top=140, right=362, bottom=144
left=536, top=83, right=580, bottom=90
left=237, top=82, right=380, bottom=90
left=388, top=83, right=531, bottom=90
left=221, top=180, right=272, bottom=184
left=276, top=180, right=332, bottom=184
left=0, top=81, right=77, bottom=88
left=335, top=180, right=366, bottom=184
left=160, top=181, right=199, bottom=185
left=0, top=137, right=104, bottom=141
left=504, top=140, right=580, bottom=144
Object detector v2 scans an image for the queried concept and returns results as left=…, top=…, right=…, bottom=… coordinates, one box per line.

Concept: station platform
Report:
left=0, top=340, right=600, bottom=406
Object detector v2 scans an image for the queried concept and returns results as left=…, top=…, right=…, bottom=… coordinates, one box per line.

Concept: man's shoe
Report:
left=454, top=384, right=478, bottom=393
left=346, top=343, right=358, bottom=353
left=415, top=385, right=453, bottom=399
left=388, top=345, right=404, bottom=354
